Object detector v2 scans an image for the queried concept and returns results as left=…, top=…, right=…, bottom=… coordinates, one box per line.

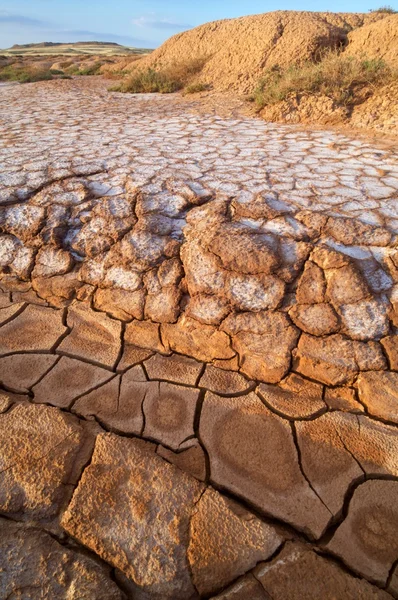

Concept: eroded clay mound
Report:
left=115, top=11, right=387, bottom=93
left=346, top=14, right=398, bottom=64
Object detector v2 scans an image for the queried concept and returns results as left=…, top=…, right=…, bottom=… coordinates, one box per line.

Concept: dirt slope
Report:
left=114, top=11, right=387, bottom=93
left=346, top=14, right=398, bottom=64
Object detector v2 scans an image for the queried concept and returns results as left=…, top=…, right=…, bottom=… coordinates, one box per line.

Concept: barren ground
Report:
left=1, top=77, right=398, bottom=599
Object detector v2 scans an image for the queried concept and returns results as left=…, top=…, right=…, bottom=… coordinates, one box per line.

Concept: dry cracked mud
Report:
left=0, top=77, right=398, bottom=599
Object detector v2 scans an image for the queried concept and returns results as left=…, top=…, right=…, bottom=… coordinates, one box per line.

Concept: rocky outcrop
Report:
left=347, top=14, right=398, bottom=65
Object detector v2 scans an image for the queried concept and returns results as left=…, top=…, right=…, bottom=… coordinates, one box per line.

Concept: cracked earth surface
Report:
left=1, top=77, right=398, bottom=599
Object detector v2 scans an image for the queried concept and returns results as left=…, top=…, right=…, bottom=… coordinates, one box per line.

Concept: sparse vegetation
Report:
left=114, top=68, right=181, bottom=93
left=184, top=82, right=210, bottom=94
left=0, top=63, right=55, bottom=83
left=113, top=58, right=208, bottom=94
left=369, top=5, right=397, bottom=13
left=254, top=50, right=397, bottom=108
left=66, top=61, right=104, bottom=76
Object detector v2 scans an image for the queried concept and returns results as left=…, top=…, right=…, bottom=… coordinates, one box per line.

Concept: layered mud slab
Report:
left=1, top=77, right=398, bottom=599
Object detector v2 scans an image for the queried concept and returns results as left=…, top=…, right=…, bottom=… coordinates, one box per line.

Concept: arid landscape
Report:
left=1, top=7, right=398, bottom=600
left=0, top=41, right=152, bottom=83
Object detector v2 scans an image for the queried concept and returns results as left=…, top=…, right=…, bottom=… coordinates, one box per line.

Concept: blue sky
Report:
left=0, top=0, right=397, bottom=49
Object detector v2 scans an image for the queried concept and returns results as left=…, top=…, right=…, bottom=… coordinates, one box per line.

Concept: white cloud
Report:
left=132, top=15, right=192, bottom=30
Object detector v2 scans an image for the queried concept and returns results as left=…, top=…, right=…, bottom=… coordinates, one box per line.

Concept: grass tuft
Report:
left=113, top=57, right=208, bottom=94
left=65, top=61, right=104, bottom=76
left=369, top=5, right=397, bottom=13
left=254, top=51, right=397, bottom=108
left=115, top=68, right=181, bottom=93
left=0, top=63, right=55, bottom=83
left=184, top=82, right=210, bottom=94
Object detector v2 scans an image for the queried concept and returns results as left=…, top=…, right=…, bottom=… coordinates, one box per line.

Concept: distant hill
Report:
left=1, top=41, right=152, bottom=57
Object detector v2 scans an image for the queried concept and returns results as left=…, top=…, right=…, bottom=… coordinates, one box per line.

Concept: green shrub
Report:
left=115, top=68, right=182, bottom=93
left=113, top=57, right=208, bottom=94
left=184, top=82, right=210, bottom=94
left=369, top=5, right=397, bottom=13
left=76, top=62, right=103, bottom=76
left=254, top=51, right=397, bottom=108
left=65, top=61, right=103, bottom=76
left=0, top=64, right=54, bottom=83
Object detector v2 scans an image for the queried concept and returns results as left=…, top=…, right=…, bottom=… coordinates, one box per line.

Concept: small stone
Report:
left=145, top=287, right=181, bottom=323
left=254, top=541, right=391, bottom=600
left=0, top=304, right=66, bottom=355
left=258, top=373, right=325, bottom=419
left=293, top=334, right=386, bottom=386
left=326, top=480, right=398, bottom=585
left=143, top=381, right=200, bottom=450
left=326, top=217, right=391, bottom=247
left=296, top=261, right=326, bottom=304
left=94, top=287, right=145, bottom=321
left=338, top=298, right=389, bottom=341
left=311, top=245, right=350, bottom=270
left=2, top=204, right=45, bottom=241
left=32, top=273, right=82, bottom=306
left=381, top=334, right=398, bottom=369
left=0, top=518, right=124, bottom=600
left=124, top=319, right=167, bottom=353
left=58, top=303, right=121, bottom=368
left=182, top=240, right=226, bottom=296
left=357, top=371, right=398, bottom=424
left=157, top=440, right=207, bottom=481
left=289, top=303, right=339, bottom=336
left=162, top=315, right=235, bottom=362
left=209, top=230, right=279, bottom=275
left=187, top=487, right=283, bottom=596
left=199, top=365, right=253, bottom=395
left=326, top=264, right=370, bottom=306
left=0, top=353, right=58, bottom=392
left=355, top=341, right=387, bottom=371
left=324, top=387, right=364, bottom=412
left=32, top=246, right=73, bottom=278
left=145, top=353, right=203, bottom=386
left=200, top=392, right=332, bottom=538
left=226, top=273, right=285, bottom=311
left=186, top=294, right=230, bottom=325
left=0, top=403, right=95, bottom=531
left=222, top=311, right=299, bottom=383
left=32, top=356, right=112, bottom=409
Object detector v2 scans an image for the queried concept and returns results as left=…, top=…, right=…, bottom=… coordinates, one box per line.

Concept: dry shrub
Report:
left=369, top=5, right=397, bottom=13
left=114, top=57, right=208, bottom=94
left=65, top=61, right=104, bottom=76
left=0, top=62, right=54, bottom=83
left=184, top=82, right=210, bottom=94
left=254, top=50, right=398, bottom=107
